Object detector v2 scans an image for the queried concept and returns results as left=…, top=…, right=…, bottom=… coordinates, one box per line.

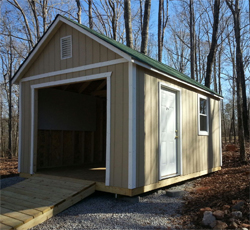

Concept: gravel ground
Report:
left=0, top=177, right=195, bottom=229
left=0, top=176, right=25, bottom=189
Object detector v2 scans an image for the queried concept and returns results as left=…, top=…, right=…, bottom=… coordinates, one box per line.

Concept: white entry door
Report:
left=159, top=88, right=178, bottom=179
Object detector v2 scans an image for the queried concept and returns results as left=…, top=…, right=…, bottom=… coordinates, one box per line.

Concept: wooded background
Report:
left=0, top=0, right=249, bottom=161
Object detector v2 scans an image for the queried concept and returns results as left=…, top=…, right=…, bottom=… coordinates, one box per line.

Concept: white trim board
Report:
left=21, top=58, right=127, bottom=83
left=29, top=72, right=112, bottom=187
left=158, top=82, right=182, bottom=180
left=128, top=63, right=137, bottom=189
left=198, top=94, right=209, bottom=136
left=132, top=59, right=223, bottom=100
left=30, top=72, right=111, bottom=89
left=18, top=82, right=22, bottom=173
left=219, top=100, right=222, bottom=166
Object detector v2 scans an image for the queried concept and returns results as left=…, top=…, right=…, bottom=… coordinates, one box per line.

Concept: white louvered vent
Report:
left=60, top=35, right=72, bottom=60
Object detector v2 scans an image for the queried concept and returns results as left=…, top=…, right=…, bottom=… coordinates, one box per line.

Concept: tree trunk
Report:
left=88, top=0, right=93, bottom=29
left=0, top=88, right=2, bottom=157
left=222, top=99, right=227, bottom=143
left=232, top=55, right=237, bottom=144
left=108, top=0, right=117, bottom=40
left=226, top=0, right=246, bottom=160
left=213, top=57, right=217, bottom=92
left=189, top=0, right=195, bottom=80
left=124, top=0, right=133, bottom=48
left=141, top=0, right=151, bottom=54
left=218, top=41, right=222, bottom=95
left=75, top=0, right=82, bottom=24
left=8, top=34, right=12, bottom=159
left=205, top=0, right=220, bottom=88
left=42, top=0, right=48, bottom=33
left=29, top=0, right=40, bottom=41
left=158, top=0, right=163, bottom=62
left=158, top=0, right=169, bottom=62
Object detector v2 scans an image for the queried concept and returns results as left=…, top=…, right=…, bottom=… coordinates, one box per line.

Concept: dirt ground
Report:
left=181, top=142, right=250, bottom=229
left=0, top=143, right=249, bottom=229
left=0, top=156, right=18, bottom=178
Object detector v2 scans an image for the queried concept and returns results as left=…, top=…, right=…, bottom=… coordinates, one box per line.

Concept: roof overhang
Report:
left=132, top=59, right=223, bottom=100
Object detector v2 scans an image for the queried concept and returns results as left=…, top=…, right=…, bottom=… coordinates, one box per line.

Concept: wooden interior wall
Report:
left=36, top=98, right=106, bottom=169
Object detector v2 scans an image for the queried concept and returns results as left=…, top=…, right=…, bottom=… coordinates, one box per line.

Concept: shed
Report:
left=12, top=15, right=222, bottom=196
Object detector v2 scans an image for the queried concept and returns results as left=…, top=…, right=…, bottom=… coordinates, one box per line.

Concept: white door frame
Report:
left=158, top=82, right=182, bottom=180
left=30, top=72, right=112, bottom=186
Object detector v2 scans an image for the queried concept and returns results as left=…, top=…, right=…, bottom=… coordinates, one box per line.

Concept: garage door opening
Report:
left=35, top=79, right=107, bottom=183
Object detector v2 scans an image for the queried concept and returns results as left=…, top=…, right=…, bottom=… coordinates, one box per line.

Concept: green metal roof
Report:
left=62, top=16, right=221, bottom=98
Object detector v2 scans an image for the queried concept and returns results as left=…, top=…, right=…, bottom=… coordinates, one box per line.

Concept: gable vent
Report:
left=60, top=35, right=72, bottom=60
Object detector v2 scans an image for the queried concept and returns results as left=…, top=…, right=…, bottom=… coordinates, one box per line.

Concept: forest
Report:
left=0, top=0, right=249, bottom=160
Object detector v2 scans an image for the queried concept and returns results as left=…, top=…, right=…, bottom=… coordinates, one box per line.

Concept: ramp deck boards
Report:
left=0, top=175, right=95, bottom=230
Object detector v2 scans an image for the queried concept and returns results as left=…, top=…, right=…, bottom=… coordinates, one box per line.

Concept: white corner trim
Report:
left=29, top=72, right=112, bottom=185
left=21, top=58, right=127, bottom=83
left=198, top=94, right=209, bottom=136
left=219, top=99, right=222, bottom=166
left=158, top=82, right=183, bottom=179
left=132, top=59, right=223, bottom=100
left=128, top=62, right=137, bottom=189
left=105, top=76, right=111, bottom=186
left=18, top=82, right=22, bottom=173
left=12, top=16, right=62, bottom=84
left=30, top=88, right=35, bottom=174
left=59, top=17, right=132, bottom=62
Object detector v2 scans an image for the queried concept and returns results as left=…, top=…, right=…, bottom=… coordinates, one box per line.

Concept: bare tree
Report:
left=205, top=0, right=220, bottom=88
left=29, top=0, right=40, bottom=40
left=158, top=0, right=169, bottom=62
left=108, top=0, right=117, bottom=40
left=76, top=0, right=82, bottom=24
left=7, top=0, right=34, bottom=48
left=226, top=0, right=248, bottom=160
left=189, top=0, right=195, bottom=80
left=42, top=0, right=48, bottom=32
left=90, top=0, right=124, bottom=41
left=227, top=27, right=237, bottom=143
left=89, top=0, right=93, bottom=29
left=124, top=0, right=133, bottom=48
left=141, top=0, right=151, bottom=54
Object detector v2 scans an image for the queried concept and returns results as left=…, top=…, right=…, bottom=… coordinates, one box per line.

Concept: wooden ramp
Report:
left=0, top=175, right=95, bottom=230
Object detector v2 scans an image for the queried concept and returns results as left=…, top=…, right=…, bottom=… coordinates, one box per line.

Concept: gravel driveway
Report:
left=1, top=177, right=195, bottom=229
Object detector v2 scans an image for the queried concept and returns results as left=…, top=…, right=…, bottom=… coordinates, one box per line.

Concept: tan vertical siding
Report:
left=135, top=66, right=221, bottom=187
left=136, top=68, right=145, bottom=187
left=22, top=24, right=122, bottom=80
left=182, top=88, right=187, bottom=175
left=109, top=63, right=129, bottom=188
left=122, top=65, right=129, bottom=188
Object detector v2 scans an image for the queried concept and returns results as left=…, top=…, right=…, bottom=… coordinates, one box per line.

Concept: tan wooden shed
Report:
left=12, top=15, right=222, bottom=196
